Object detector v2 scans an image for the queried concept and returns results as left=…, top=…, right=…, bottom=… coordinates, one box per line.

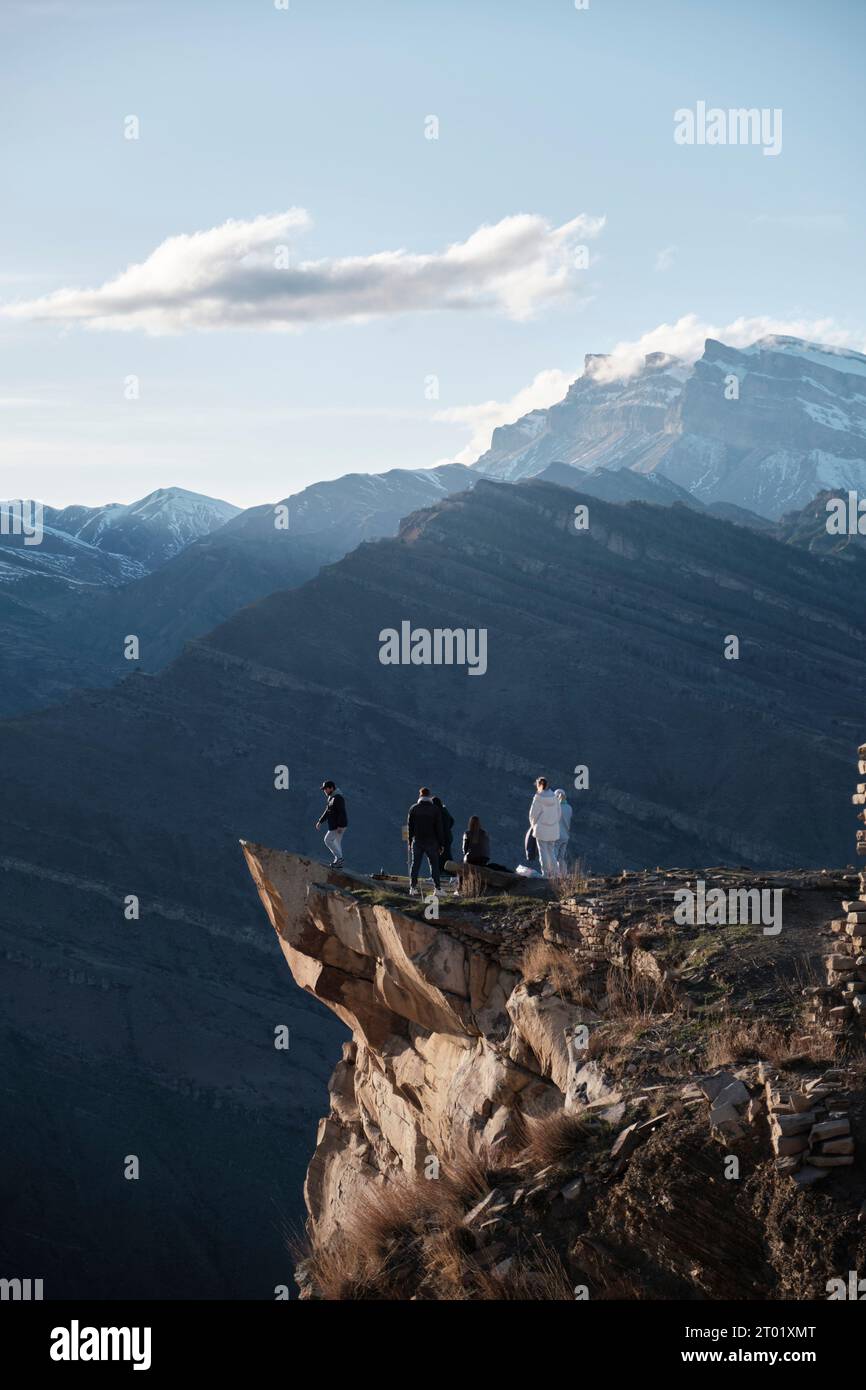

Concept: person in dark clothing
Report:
left=524, top=826, right=538, bottom=865
left=407, top=787, right=443, bottom=895
left=315, top=780, right=348, bottom=866
left=432, top=795, right=455, bottom=874
left=463, top=815, right=490, bottom=866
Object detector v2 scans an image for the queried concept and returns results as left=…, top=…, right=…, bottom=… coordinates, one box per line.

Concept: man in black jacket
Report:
left=407, top=787, right=443, bottom=896
left=315, top=781, right=348, bottom=866
left=432, top=795, right=455, bottom=876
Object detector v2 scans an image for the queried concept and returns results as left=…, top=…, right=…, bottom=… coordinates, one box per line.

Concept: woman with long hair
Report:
left=462, top=815, right=490, bottom=866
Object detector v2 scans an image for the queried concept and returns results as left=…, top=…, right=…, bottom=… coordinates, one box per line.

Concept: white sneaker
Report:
left=409, top=887, right=420, bottom=897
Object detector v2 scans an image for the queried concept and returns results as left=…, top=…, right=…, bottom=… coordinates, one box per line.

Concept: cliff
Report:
left=243, top=844, right=866, bottom=1301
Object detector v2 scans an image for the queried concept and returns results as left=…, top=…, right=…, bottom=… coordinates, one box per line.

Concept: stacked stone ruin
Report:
left=770, top=738, right=866, bottom=1184
left=698, top=1062, right=855, bottom=1186
left=765, top=1066, right=855, bottom=1185
left=804, top=741, right=866, bottom=1040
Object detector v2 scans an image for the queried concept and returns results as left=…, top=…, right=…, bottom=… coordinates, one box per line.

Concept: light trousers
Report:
left=536, top=839, right=558, bottom=877
left=324, top=828, right=345, bottom=861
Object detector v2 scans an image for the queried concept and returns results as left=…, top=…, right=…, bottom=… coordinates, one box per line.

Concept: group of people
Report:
left=315, top=774, right=573, bottom=890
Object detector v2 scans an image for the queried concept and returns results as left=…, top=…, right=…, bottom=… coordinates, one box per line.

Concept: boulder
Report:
left=714, top=1079, right=750, bottom=1110
left=699, top=1071, right=737, bottom=1103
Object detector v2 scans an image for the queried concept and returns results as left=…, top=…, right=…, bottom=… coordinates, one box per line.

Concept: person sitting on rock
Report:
left=407, top=787, right=444, bottom=896
left=462, top=815, right=490, bottom=867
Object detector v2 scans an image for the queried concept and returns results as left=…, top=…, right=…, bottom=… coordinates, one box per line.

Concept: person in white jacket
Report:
left=528, top=777, right=561, bottom=878
left=554, top=788, right=572, bottom=873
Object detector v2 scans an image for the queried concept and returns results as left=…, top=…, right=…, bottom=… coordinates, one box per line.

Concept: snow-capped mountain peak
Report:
left=743, top=335, right=866, bottom=378
left=0, top=485, right=241, bottom=585
left=474, top=334, right=866, bottom=517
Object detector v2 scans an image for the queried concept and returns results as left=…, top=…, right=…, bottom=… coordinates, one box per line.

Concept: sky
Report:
left=0, top=0, right=864, bottom=508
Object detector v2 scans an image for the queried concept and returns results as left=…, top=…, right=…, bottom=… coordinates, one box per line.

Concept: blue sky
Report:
left=0, top=0, right=864, bottom=507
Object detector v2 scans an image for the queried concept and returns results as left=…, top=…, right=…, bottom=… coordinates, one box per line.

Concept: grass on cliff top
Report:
left=345, top=882, right=545, bottom=934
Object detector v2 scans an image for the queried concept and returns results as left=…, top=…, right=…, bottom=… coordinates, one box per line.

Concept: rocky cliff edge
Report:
left=242, top=844, right=866, bottom=1300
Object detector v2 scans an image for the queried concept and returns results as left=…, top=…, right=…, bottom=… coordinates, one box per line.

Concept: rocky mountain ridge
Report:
left=476, top=336, right=866, bottom=519
left=0, top=465, right=473, bottom=716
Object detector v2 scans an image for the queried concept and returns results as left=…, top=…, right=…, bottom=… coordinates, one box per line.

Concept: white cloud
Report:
left=434, top=368, right=575, bottom=463
left=654, top=246, right=677, bottom=272
left=588, top=313, right=866, bottom=383
left=1, top=209, right=605, bottom=336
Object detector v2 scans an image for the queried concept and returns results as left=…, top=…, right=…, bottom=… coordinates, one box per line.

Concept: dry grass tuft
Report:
left=582, top=963, right=684, bottom=1075
left=520, top=937, right=591, bottom=1000
left=605, top=963, right=678, bottom=1022
left=555, top=859, right=590, bottom=899
left=300, top=1150, right=577, bottom=1301
left=703, top=1014, right=839, bottom=1069
left=519, top=1109, right=593, bottom=1170
left=303, top=1174, right=460, bottom=1300
left=472, top=1240, right=574, bottom=1300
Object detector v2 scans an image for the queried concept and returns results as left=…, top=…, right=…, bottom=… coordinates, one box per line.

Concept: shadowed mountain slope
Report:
left=0, top=464, right=473, bottom=717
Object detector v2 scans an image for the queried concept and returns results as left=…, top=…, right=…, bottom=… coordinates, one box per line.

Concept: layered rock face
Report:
left=244, top=846, right=866, bottom=1300
left=241, top=845, right=567, bottom=1244
left=244, top=845, right=866, bottom=1301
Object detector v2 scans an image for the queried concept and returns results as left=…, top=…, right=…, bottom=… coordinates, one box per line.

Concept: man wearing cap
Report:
left=315, top=780, right=348, bottom=866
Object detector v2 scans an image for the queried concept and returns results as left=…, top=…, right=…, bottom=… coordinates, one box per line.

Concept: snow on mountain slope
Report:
left=473, top=335, right=866, bottom=518
left=65, top=486, right=241, bottom=568
left=475, top=351, right=688, bottom=483
left=741, top=336, right=866, bottom=378
left=0, top=486, right=241, bottom=591
left=0, top=515, right=148, bottom=592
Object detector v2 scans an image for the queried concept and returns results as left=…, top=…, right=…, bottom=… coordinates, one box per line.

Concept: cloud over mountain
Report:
left=435, top=368, right=575, bottom=463
left=1, top=209, right=604, bottom=335
left=591, top=313, right=866, bottom=382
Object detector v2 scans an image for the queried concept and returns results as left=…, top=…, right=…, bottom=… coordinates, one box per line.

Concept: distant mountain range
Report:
left=0, top=466, right=473, bottom=715
left=0, top=486, right=238, bottom=715
left=3, top=473, right=865, bottom=1294
left=475, top=335, right=866, bottom=519
left=0, top=485, right=240, bottom=589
